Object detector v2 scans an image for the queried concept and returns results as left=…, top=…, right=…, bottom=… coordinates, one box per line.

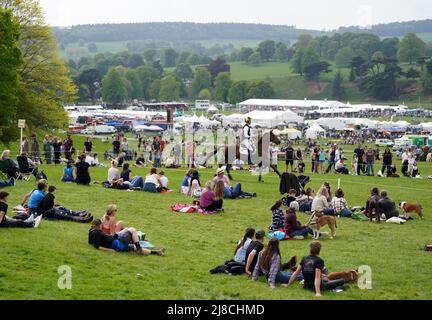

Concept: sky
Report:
left=39, top=0, right=432, bottom=30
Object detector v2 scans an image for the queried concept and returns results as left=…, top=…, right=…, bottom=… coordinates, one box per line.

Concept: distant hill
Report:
left=337, top=19, right=432, bottom=37
left=53, top=22, right=323, bottom=45
left=53, top=20, right=432, bottom=46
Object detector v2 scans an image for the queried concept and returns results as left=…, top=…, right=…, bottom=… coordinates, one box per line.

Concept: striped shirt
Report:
left=270, top=209, right=284, bottom=231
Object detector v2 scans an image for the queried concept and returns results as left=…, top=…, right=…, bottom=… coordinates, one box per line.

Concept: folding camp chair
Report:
left=16, top=156, right=37, bottom=181
left=0, top=159, right=18, bottom=180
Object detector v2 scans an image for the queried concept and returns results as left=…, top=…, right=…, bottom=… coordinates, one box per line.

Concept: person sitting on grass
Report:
left=61, top=161, right=75, bottom=182
left=296, top=188, right=315, bottom=213
left=0, top=191, right=42, bottom=228
left=88, top=219, right=166, bottom=256
left=101, top=204, right=125, bottom=235
left=287, top=241, right=345, bottom=296
left=269, top=200, right=284, bottom=232
left=387, top=163, right=399, bottom=178
left=377, top=191, right=400, bottom=220
left=135, top=154, right=146, bottom=168
left=234, top=227, right=256, bottom=264
left=252, top=238, right=303, bottom=289
left=335, top=158, right=349, bottom=175
left=158, top=171, right=170, bottom=191
left=143, top=168, right=163, bottom=193
left=120, top=163, right=144, bottom=190
left=245, top=230, right=266, bottom=277
left=21, top=179, right=48, bottom=217
left=331, top=188, right=352, bottom=217
left=180, top=169, right=194, bottom=194
left=0, top=177, right=16, bottom=189
left=75, top=154, right=91, bottom=185
left=200, top=181, right=223, bottom=212
left=311, top=186, right=335, bottom=216
left=365, top=187, right=381, bottom=218
left=38, top=186, right=93, bottom=223
left=284, top=208, right=313, bottom=240
left=186, top=170, right=202, bottom=197
left=213, top=167, right=256, bottom=199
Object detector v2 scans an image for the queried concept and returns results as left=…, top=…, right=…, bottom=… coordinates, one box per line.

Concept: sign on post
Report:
left=18, top=119, right=26, bottom=129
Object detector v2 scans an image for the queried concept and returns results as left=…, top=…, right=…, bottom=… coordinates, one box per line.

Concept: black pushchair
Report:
left=279, top=172, right=311, bottom=196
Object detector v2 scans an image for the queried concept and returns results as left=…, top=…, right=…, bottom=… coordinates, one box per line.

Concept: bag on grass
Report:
left=351, top=211, right=369, bottom=221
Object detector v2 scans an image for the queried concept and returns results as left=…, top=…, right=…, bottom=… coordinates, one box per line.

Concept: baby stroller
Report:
left=279, top=172, right=311, bottom=196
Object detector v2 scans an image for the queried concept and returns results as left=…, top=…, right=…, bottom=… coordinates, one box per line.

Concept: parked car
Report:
left=375, top=139, right=394, bottom=147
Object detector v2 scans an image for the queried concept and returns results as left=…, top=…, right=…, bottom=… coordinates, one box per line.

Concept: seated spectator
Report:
left=331, top=188, right=352, bottom=217
left=0, top=150, right=19, bottom=178
left=17, top=152, right=39, bottom=178
left=75, top=154, right=91, bottom=185
left=245, top=230, right=266, bottom=276
left=287, top=241, right=345, bottom=296
left=61, top=162, right=75, bottom=182
left=297, top=160, right=305, bottom=174
left=144, top=168, right=162, bottom=193
left=335, top=158, right=349, bottom=175
left=311, top=187, right=335, bottom=216
left=0, top=191, right=42, bottom=228
left=180, top=169, right=194, bottom=194
left=120, top=163, right=144, bottom=190
left=377, top=191, right=400, bottom=219
left=296, top=188, right=314, bottom=213
left=365, top=187, right=380, bottom=217
left=38, top=186, right=93, bottom=223
left=212, top=167, right=256, bottom=199
left=386, top=163, right=399, bottom=178
left=284, top=208, right=313, bottom=240
left=101, top=204, right=125, bottom=235
left=186, top=170, right=202, bottom=198
left=0, top=177, right=16, bottom=189
left=234, top=228, right=255, bottom=264
left=269, top=200, right=284, bottom=232
left=88, top=219, right=165, bottom=256
left=21, top=179, right=48, bottom=217
left=200, top=181, right=223, bottom=211
left=252, top=238, right=303, bottom=289
left=117, top=152, right=126, bottom=168
left=283, top=189, right=297, bottom=207
left=232, top=158, right=245, bottom=171
left=135, top=154, right=146, bottom=168
left=85, top=153, right=96, bottom=167
left=158, top=171, right=169, bottom=191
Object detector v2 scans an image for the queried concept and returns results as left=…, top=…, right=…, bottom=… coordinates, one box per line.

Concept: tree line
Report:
left=0, top=0, right=75, bottom=144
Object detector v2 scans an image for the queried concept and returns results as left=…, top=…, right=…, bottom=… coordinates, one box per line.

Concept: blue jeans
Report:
left=62, top=176, right=75, bottom=182
left=0, top=178, right=14, bottom=188
left=299, top=202, right=312, bottom=212
left=275, top=271, right=304, bottom=284
left=143, top=182, right=158, bottom=193
left=224, top=183, right=242, bottom=199
left=289, top=227, right=313, bottom=237
left=322, top=208, right=335, bottom=216
left=339, top=208, right=352, bottom=217
left=129, top=176, right=144, bottom=189
left=366, top=161, right=374, bottom=176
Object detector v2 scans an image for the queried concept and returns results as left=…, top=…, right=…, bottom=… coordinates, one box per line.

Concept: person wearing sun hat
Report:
left=242, top=117, right=253, bottom=165
left=213, top=167, right=256, bottom=199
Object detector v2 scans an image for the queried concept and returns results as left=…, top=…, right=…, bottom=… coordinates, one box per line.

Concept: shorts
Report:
left=286, top=160, right=294, bottom=166
left=112, top=230, right=132, bottom=252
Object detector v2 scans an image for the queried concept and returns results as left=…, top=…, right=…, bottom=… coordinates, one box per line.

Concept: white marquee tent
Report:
left=306, top=123, right=326, bottom=139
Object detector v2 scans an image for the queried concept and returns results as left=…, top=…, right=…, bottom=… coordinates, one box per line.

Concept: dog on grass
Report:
left=327, top=270, right=358, bottom=283
left=308, top=210, right=337, bottom=239
left=399, top=202, right=424, bottom=220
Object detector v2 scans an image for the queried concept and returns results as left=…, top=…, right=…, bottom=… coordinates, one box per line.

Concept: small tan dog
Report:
left=308, top=210, right=337, bottom=239
left=327, top=270, right=358, bottom=283
left=399, top=202, right=424, bottom=219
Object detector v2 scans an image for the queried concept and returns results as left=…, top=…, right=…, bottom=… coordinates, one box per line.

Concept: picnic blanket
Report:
left=170, top=204, right=219, bottom=215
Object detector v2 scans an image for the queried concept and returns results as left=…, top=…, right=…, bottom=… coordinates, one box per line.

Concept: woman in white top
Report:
left=234, top=228, right=255, bottom=264
left=187, top=170, right=202, bottom=197
left=311, top=186, right=335, bottom=216
left=107, top=160, right=121, bottom=183
left=144, top=168, right=162, bottom=193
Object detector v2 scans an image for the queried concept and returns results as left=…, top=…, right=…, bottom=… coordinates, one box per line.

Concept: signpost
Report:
left=18, top=119, right=26, bottom=155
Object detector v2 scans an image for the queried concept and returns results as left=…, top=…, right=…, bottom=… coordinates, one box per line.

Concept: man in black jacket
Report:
left=377, top=191, right=400, bottom=219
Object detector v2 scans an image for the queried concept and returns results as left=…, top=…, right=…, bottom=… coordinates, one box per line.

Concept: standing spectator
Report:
left=145, top=141, right=152, bottom=164
left=152, top=137, right=161, bottom=168
left=284, top=142, right=295, bottom=173
left=173, top=141, right=182, bottom=166
left=43, top=135, right=53, bottom=164
left=381, top=147, right=392, bottom=176
left=295, top=146, right=302, bottom=171
left=121, top=137, right=129, bottom=159
left=137, top=135, right=143, bottom=151
left=186, top=141, right=195, bottom=169
left=354, top=144, right=365, bottom=176
left=112, top=136, right=121, bottom=157
left=63, top=134, right=73, bottom=161
left=30, top=134, right=40, bottom=163
left=21, top=136, right=29, bottom=155
left=365, top=147, right=375, bottom=176
left=325, top=145, right=336, bottom=174
left=52, top=137, right=62, bottom=165
left=84, top=136, right=93, bottom=154
left=318, top=149, right=326, bottom=174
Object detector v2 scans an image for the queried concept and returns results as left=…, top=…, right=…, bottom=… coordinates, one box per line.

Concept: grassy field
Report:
left=1, top=135, right=432, bottom=300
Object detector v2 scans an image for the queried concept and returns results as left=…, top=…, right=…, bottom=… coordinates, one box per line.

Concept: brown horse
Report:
left=216, top=129, right=282, bottom=182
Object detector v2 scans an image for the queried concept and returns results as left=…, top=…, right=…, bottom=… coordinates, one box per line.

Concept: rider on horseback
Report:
left=242, top=117, right=253, bottom=165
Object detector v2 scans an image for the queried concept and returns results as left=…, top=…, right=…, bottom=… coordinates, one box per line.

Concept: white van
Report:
left=95, top=125, right=117, bottom=134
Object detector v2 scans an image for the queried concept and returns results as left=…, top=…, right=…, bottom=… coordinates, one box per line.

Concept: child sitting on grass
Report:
left=270, top=201, right=284, bottom=232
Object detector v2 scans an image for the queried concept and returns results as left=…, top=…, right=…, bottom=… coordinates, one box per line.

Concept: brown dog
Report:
left=399, top=202, right=424, bottom=219
left=327, top=270, right=358, bottom=283
left=308, top=210, right=337, bottom=239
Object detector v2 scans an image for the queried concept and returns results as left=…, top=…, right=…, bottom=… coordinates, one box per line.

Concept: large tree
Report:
left=163, top=48, right=178, bottom=68
left=1, top=0, right=76, bottom=133
left=76, top=68, right=101, bottom=104
left=214, top=72, right=231, bottom=102
left=208, top=58, right=230, bottom=82
left=228, top=80, right=249, bottom=104
left=101, top=68, right=128, bottom=104
left=191, top=66, right=211, bottom=98
left=335, top=47, right=356, bottom=68
left=0, top=7, right=22, bottom=143
left=397, top=33, right=426, bottom=64
left=174, top=63, right=193, bottom=80
left=159, top=75, right=181, bottom=101
left=257, top=40, right=276, bottom=61
left=331, top=71, right=347, bottom=100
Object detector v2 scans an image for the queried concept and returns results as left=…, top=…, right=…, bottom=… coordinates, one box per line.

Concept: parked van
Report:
left=95, top=125, right=117, bottom=134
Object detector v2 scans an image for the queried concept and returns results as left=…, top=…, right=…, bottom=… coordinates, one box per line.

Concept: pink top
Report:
left=200, top=190, right=216, bottom=208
